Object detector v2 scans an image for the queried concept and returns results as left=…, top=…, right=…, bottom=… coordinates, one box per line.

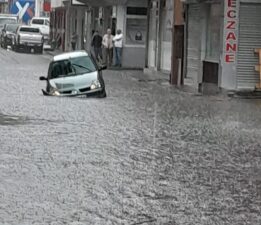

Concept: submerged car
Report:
left=39, top=51, right=107, bottom=98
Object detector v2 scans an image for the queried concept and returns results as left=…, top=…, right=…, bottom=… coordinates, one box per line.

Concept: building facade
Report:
left=50, top=0, right=89, bottom=51
left=51, top=0, right=173, bottom=70
left=0, top=0, right=8, bottom=13
left=84, top=0, right=148, bottom=68
left=184, top=0, right=261, bottom=92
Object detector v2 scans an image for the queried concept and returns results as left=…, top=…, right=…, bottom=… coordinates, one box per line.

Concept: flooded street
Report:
left=0, top=48, right=261, bottom=225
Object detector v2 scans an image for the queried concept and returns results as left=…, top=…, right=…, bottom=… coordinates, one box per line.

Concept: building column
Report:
left=170, top=0, right=184, bottom=85
left=116, top=5, right=125, bottom=32
left=65, top=6, right=71, bottom=51
left=76, top=8, right=83, bottom=49
left=84, top=9, right=93, bottom=51
left=220, top=0, right=239, bottom=90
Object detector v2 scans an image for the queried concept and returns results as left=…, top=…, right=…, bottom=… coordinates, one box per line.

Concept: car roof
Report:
left=53, top=51, right=89, bottom=61
left=32, top=17, right=49, bottom=20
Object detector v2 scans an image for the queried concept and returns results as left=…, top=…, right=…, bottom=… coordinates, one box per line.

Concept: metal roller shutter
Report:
left=237, top=3, right=261, bottom=89
left=186, top=4, right=200, bottom=81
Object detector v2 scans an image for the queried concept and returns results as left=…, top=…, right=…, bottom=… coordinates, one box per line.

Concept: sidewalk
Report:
left=44, top=48, right=199, bottom=94
left=44, top=48, right=64, bottom=57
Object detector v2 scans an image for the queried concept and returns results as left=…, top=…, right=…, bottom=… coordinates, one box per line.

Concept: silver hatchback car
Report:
left=40, top=51, right=107, bottom=97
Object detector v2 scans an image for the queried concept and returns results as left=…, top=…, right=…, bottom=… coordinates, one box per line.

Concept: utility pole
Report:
left=35, top=0, right=39, bottom=17
left=170, top=0, right=184, bottom=85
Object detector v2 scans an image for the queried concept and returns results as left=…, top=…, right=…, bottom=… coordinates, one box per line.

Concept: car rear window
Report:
left=32, top=19, right=44, bottom=25
left=20, top=27, right=40, bottom=33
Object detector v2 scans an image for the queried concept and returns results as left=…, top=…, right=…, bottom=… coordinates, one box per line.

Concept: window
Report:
left=206, top=4, right=221, bottom=61
left=45, top=20, right=50, bottom=26
left=32, top=19, right=44, bottom=25
left=127, top=7, right=147, bottom=16
left=125, top=7, right=147, bottom=46
left=126, top=18, right=147, bottom=45
left=20, top=27, right=40, bottom=33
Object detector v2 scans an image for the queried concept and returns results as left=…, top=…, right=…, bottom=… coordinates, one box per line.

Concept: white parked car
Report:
left=12, top=25, right=44, bottom=54
left=30, top=17, right=50, bottom=44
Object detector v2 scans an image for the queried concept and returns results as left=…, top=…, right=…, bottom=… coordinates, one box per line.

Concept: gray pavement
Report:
left=0, top=48, right=261, bottom=225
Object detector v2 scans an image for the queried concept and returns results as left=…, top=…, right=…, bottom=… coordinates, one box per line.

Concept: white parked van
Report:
left=30, top=17, right=50, bottom=43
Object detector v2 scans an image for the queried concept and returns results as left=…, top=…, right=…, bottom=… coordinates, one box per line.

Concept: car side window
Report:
left=51, top=63, right=63, bottom=78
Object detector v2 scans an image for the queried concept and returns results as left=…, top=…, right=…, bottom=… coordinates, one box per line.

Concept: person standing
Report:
left=102, top=28, right=114, bottom=67
left=91, top=30, right=103, bottom=63
left=113, top=29, right=123, bottom=67
left=71, top=32, right=78, bottom=51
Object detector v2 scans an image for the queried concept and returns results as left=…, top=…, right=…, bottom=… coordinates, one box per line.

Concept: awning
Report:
left=76, top=0, right=128, bottom=7
left=181, top=0, right=221, bottom=4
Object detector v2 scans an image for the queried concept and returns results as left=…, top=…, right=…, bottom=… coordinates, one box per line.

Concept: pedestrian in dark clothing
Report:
left=91, top=31, right=103, bottom=62
left=71, top=32, right=78, bottom=51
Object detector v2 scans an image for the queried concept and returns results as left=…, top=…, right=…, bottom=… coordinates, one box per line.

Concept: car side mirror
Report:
left=39, top=76, right=47, bottom=81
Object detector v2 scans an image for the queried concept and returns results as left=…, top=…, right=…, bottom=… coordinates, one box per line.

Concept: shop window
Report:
left=126, top=18, right=147, bottom=45
left=206, top=4, right=221, bottom=61
left=127, top=7, right=147, bottom=16
left=125, top=7, right=147, bottom=46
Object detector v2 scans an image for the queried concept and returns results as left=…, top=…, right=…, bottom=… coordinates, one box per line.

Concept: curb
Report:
left=107, top=67, right=143, bottom=71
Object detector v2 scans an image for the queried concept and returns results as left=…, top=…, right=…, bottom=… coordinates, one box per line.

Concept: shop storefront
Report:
left=50, top=7, right=66, bottom=51
left=183, top=0, right=261, bottom=92
left=90, top=0, right=148, bottom=68
left=0, top=0, right=8, bottom=13
left=147, top=0, right=173, bottom=72
left=237, top=2, right=261, bottom=90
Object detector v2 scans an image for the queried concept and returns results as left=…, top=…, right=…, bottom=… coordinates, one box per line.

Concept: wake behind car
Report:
left=1, top=23, right=20, bottom=49
left=12, top=25, right=44, bottom=53
left=39, top=51, right=107, bottom=98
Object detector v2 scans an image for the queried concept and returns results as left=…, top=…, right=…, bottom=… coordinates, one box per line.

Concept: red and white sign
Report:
left=225, top=0, right=237, bottom=63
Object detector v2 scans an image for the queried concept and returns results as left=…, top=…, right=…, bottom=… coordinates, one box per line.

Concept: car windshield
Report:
left=6, top=24, right=19, bottom=32
left=32, top=19, right=44, bottom=25
left=20, top=27, right=40, bottom=33
left=49, top=56, right=96, bottom=79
